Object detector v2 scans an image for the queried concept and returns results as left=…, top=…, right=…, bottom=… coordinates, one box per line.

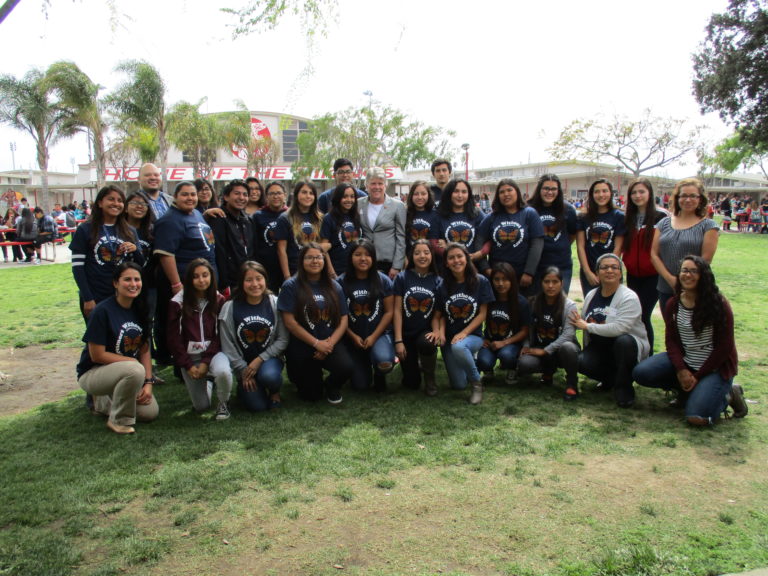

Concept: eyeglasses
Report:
left=598, top=265, right=621, bottom=271
left=680, top=267, right=700, bottom=275
left=128, top=201, right=148, bottom=208
left=336, top=169, right=353, bottom=176
left=303, top=255, right=324, bottom=262
left=541, top=186, right=559, bottom=192
left=267, top=190, right=285, bottom=196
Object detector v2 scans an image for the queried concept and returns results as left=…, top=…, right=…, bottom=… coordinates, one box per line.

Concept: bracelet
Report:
left=394, top=340, right=404, bottom=344
left=312, top=338, right=319, bottom=348
left=144, top=377, right=155, bottom=384
left=171, top=282, right=182, bottom=288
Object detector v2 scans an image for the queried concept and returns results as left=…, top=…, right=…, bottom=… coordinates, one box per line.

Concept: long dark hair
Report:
left=124, top=192, right=153, bottom=241
left=329, top=183, right=361, bottom=230
left=489, top=262, right=520, bottom=330
left=442, top=242, right=478, bottom=294
left=584, top=178, right=616, bottom=223
left=90, top=185, right=136, bottom=246
left=194, top=178, right=218, bottom=209
left=674, top=255, right=724, bottom=334
left=528, top=174, right=564, bottom=226
left=232, top=261, right=272, bottom=302
left=625, top=178, right=659, bottom=251
left=18, top=207, right=36, bottom=237
left=294, top=242, right=341, bottom=328
left=112, top=261, right=150, bottom=341
left=529, top=266, right=566, bottom=337
left=287, top=179, right=322, bottom=243
left=438, top=178, right=478, bottom=219
left=344, top=239, right=382, bottom=302
left=406, top=239, right=438, bottom=275
left=491, top=178, right=525, bottom=213
left=182, top=258, right=219, bottom=319
left=406, top=180, right=434, bottom=229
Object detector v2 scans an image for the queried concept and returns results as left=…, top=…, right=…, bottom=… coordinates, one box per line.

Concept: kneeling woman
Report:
left=339, top=239, right=395, bottom=392
left=77, top=262, right=159, bottom=434
left=220, top=262, right=288, bottom=412
left=277, top=242, right=353, bottom=403
left=633, top=255, right=744, bottom=425
left=435, top=242, right=495, bottom=404
left=476, top=262, right=530, bottom=384
left=570, top=253, right=649, bottom=407
left=518, top=267, right=581, bottom=399
left=167, top=258, right=233, bottom=420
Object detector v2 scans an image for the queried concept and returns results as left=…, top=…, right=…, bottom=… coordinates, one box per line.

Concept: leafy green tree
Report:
left=294, top=103, right=456, bottom=181
left=167, top=99, right=251, bottom=179
left=693, top=0, right=768, bottom=148
left=0, top=69, right=78, bottom=211
left=549, top=109, right=704, bottom=177
left=108, top=60, right=169, bottom=190
left=221, top=0, right=337, bottom=37
left=44, top=61, right=109, bottom=188
left=699, top=132, right=768, bottom=179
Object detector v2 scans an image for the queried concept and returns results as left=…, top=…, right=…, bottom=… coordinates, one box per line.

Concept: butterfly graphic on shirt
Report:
left=537, top=326, right=557, bottom=340
left=351, top=301, right=373, bottom=317
left=243, top=326, right=269, bottom=344
left=410, top=227, right=430, bottom=241
left=590, top=229, right=611, bottom=245
left=448, top=302, right=473, bottom=319
left=488, top=320, right=510, bottom=337
left=98, top=244, right=116, bottom=263
left=122, top=334, right=142, bottom=353
left=543, top=223, right=560, bottom=238
left=316, top=308, right=330, bottom=322
left=407, top=296, right=432, bottom=313
left=342, top=228, right=360, bottom=243
left=496, top=228, right=519, bottom=243
left=448, top=228, right=472, bottom=244
left=203, top=227, right=215, bottom=247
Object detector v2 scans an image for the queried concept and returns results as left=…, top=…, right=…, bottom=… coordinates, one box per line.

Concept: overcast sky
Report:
left=0, top=0, right=732, bottom=177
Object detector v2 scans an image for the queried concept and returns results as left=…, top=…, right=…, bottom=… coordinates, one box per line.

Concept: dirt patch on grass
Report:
left=0, top=345, right=80, bottom=416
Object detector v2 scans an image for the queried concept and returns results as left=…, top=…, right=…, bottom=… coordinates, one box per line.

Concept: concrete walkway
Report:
left=0, top=239, right=72, bottom=268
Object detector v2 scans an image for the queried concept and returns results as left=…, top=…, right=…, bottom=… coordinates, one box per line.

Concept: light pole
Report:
left=363, top=90, right=373, bottom=109
left=9, top=142, right=16, bottom=170
left=461, top=143, right=470, bottom=181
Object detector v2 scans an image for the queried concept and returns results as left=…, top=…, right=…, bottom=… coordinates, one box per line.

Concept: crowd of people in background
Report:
left=4, top=159, right=753, bottom=434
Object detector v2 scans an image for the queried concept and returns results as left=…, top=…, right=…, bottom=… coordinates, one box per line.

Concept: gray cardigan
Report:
left=524, top=298, right=580, bottom=356
left=219, top=294, right=289, bottom=375
left=581, top=283, right=650, bottom=362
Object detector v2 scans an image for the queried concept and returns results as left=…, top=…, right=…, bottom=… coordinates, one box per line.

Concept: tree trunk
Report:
left=36, top=127, right=51, bottom=213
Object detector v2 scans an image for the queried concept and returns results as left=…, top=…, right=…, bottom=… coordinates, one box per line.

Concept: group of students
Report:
left=70, top=166, right=747, bottom=434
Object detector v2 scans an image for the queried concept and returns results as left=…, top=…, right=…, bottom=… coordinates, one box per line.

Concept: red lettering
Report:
left=124, top=167, right=140, bottom=181
left=104, top=168, right=121, bottom=181
left=218, top=167, right=232, bottom=179
left=385, top=167, right=396, bottom=178
left=271, top=166, right=286, bottom=179
left=169, top=168, right=188, bottom=180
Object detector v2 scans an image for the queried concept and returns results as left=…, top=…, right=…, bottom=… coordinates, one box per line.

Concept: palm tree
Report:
left=107, top=60, right=169, bottom=191
left=167, top=99, right=250, bottom=179
left=44, top=61, right=108, bottom=189
left=0, top=69, right=78, bottom=211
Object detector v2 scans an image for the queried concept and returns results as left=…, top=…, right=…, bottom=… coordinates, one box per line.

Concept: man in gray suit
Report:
left=357, top=167, right=406, bottom=280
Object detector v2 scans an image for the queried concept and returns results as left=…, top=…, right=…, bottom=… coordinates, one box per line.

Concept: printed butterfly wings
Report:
left=243, top=327, right=269, bottom=344
left=489, top=320, right=510, bottom=337
left=497, top=228, right=519, bottom=242
left=410, top=227, right=429, bottom=241
left=448, top=303, right=473, bottom=319
left=543, top=223, right=559, bottom=238
left=123, top=334, right=143, bottom=353
left=448, top=228, right=472, bottom=243
left=406, top=296, right=432, bottom=313
left=351, top=301, right=373, bottom=317
left=590, top=229, right=611, bottom=245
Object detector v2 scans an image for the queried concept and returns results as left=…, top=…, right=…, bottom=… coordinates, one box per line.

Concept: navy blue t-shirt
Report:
left=277, top=277, right=348, bottom=341
left=76, top=296, right=145, bottom=377
left=338, top=271, right=393, bottom=339
left=437, top=275, right=494, bottom=340
left=393, top=270, right=443, bottom=339
left=232, top=298, right=275, bottom=363
left=251, top=208, right=284, bottom=265
left=478, top=207, right=544, bottom=276
left=320, top=212, right=362, bottom=276
left=531, top=302, right=562, bottom=347
left=577, top=209, right=626, bottom=272
left=153, top=206, right=216, bottom=278
left=407, top=209, right=440, bottom=250
left=439, top=211, right=484, bottom=252
left=69, top=222, right=143, bottom=303
left=484, top=294, right=531, bottom=341
left=536, top=202, right=578, bottom=270
left=274, top=212, right=321, bottom=275
left=584, top=290, right=615, bottom=346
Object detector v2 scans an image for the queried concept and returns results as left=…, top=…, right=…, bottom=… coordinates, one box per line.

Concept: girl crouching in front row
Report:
left=220, top=261, right=288, bottom=412
left=167, top=258, right=233, bottom=420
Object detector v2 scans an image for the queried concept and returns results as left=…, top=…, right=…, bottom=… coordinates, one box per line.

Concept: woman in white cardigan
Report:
left=570, top=253, right=649, bottom=407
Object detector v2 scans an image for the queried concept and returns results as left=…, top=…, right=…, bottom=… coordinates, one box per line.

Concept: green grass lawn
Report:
left=0, top=233, right=766, bottom=576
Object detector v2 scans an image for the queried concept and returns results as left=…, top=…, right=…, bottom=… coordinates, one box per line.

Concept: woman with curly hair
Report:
left=633, top=255, right=745, bottom=426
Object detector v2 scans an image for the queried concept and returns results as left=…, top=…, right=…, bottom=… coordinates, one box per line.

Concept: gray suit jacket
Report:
left=358, top=195, right=406, bottom=270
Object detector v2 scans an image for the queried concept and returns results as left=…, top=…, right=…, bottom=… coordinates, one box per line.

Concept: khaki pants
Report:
left=78, top=361, right=158, bottom=425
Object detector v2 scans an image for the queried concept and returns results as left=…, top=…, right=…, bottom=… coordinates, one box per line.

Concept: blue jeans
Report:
left=349, top=333, right=395, bottom=390
left=632, top=352, right=730, bottom=422
left=237, top=357, right=284, bottom=412
left=442, top=334, right=483, bottom=389
left=476, top=343, right=521, bottom=372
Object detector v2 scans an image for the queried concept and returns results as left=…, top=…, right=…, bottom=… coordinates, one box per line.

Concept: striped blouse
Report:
left=676, top=303, right=713, bottom=371
left=655, top=217, right=719, bottom=294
